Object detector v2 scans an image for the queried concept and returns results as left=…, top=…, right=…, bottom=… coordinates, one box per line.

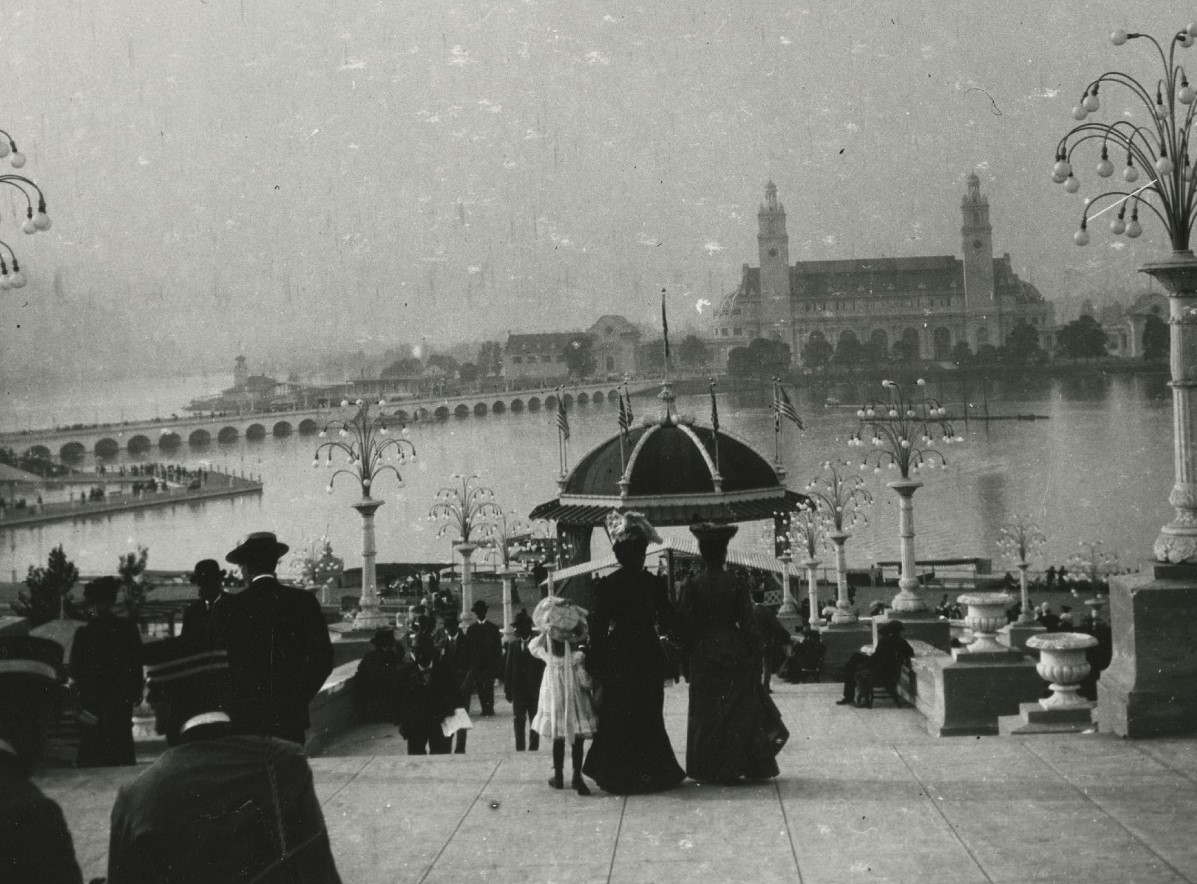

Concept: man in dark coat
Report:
left=352, top=628, right=404, bottom=722
left=221, top=532, right=334, bottom=745
left=71, top=576, right=144, bottom=767
left=837, top=621, right=914, bottom=708
left=752, top=588, right=792, bottom=692
left=503, top=609, right=544, bottom=751
left=394, top=636, right=461, bottom=755
left=436, top=611, right=474, bottom=753
left=466, top=599, right=503, bottom=716
left=179, top=559, right=229, bottom=650
left=107, top=638, right=341, bottom=883
left=0, top=636, right=84, bottom=884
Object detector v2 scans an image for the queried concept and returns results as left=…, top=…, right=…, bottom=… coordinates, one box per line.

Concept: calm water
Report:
left=0, top=371, right=1174, bottom=580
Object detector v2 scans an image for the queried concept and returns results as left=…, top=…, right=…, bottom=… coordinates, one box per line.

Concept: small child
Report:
left=529, top=597, right=597, bottom=795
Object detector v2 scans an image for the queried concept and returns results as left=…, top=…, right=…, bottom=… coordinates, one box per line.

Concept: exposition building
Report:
left=707, top=175, right=1054, bottom=367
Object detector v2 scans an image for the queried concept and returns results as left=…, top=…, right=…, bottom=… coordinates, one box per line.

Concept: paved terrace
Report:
left=41, top=682, right=1197, bottom=884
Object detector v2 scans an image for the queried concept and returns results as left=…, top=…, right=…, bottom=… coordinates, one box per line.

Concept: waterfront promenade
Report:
left=41, top=681, right=1197, bottom=883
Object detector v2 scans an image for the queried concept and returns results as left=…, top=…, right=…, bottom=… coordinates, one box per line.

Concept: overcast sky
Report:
left=1, top=1, right=1188, bottom=380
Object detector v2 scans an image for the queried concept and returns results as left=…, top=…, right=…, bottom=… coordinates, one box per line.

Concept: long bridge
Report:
left=0, top=381, right=656, bottom=460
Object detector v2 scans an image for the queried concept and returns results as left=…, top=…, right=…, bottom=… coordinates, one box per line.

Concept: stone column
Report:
left=350, top=497, right=389, bottom=630
left=829, top=531, right=856, bottom=624
left=1016, top=561, right=1035, bottom=624
left=803, top=557, right=821, bottom=625
left=777, top=551, right=797, bottom=616
left=498, top=567, right=519, bottom=643
left=887, top=479, right=927, bottom=613
left=455, top=541, right=478, bottom=615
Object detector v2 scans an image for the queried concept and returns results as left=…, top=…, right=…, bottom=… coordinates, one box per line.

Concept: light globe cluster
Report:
left=0, top=126, right=52, bottom=291
left=848, top=379, right=962, bottom=478
left=1053, top=24, right=1197, bottom=250
left=312, top=399, right=416, bottom=498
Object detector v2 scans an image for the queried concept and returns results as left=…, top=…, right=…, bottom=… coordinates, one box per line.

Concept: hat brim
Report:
left=225, top=539, right=290, bottom=566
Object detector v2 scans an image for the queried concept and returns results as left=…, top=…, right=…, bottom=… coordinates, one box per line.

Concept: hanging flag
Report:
left=772, top=378, right=781, bottom=433
left=556, top=391, right=570, bottom=440
left=777, top=382, right=805, bottom=430
left=618, top=388, right=631, bottom=440
left=623, top=385, right=634, bottom=426
left=661, top=288, right=670, bottom=361
left=709, top=378, right=719, bottom=433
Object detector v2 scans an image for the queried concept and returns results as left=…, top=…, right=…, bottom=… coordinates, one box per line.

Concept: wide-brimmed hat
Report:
left=688, top=521, right=739, bottom=543
left=606, top=510, right=661, bottom=546
left=471, top=599, right=489, bottom=616
left=143, top=638, right=229, bottom=688
left=225, top=532, right=289, bottom=567
left=0, top=635, right=63, bottom=683
left=83, top=576, right=122, bottom=604
left=189, top=559, right=224, bottom=586
left=532, top=596, right=588, bottom=643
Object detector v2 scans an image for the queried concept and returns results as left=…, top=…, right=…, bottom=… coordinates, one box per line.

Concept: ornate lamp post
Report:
left=314, top=399, right=416, bottom=630
left=1067, top=540, right=1119, bottom=593
left=429, top=474, right=498, bottom=616
left=0, top=132, right=53, bottom=292
left=778, top=508, right=827, bottom=625
left=479, top=507, right=530, bottom=641
left=997, top=514, right=1047, bottom=625
left=849, top=379, right=962, bottom=613
left=805, top=460, right=873, bottom=624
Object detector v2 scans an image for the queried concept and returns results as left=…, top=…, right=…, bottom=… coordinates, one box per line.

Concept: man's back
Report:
left=466, top=620, right=502, bottom=675
left=108, top=733, right=340, bottom=884
left=0, top=754, right=82, bottom=884
left=222, top=576, right=333, bottom=742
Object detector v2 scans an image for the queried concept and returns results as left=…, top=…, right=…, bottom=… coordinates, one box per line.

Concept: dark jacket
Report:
left=107, top=725, right=341, bottom=884
left=503, top=636, right=545, bottom=706
left=179, top=593, right=231, bottom=650
left=437, top=629, right=474, bottom=691
left=70, top=611, right=144, bottom=767
left=394, top=661, right=463, bottom=740
left=221, top=576, right=334, bottom=743
left=867, top=633, right=915, bottom=686
left=0, top=752, right=83, bottom=884
left=466, top=619, right=503, bottom=680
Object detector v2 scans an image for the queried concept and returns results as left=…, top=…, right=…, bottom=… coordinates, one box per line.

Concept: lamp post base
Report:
left=351, top=607, right=392, bottom=631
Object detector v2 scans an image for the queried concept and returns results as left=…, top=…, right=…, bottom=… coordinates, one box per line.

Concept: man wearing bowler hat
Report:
left=180, top=559, right=229, bottom=650
left=0, top=635, right=84, bottom=884
left=71, top=575, right=144, bottom=767
left=221, top=532, right=334, bottom=745
left=107, top=638, right=341, bottom=883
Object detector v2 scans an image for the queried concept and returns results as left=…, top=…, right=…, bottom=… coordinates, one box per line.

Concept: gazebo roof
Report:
left=530, top=386, right=809, bottom=528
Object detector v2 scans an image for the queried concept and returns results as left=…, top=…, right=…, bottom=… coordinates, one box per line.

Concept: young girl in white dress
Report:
left=530, top=596, right=598, bottom=795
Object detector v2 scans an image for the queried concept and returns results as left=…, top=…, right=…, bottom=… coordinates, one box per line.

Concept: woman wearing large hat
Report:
left=677, top=521, right=784, bottom=784
left=581, top=511, right=685, bottom=795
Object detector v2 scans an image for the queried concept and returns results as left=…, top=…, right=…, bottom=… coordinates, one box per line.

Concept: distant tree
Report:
left=1056, top=315, right=1108, bottom=360
left=458, top=361, right=480, bottom=384
left=476, top=341, right=504, bottom=377
left=951, top=340, right=974, bottom=366
left=118, top=546, right=150, bottom=623
left=976, top=343, right=999, bottom=363
left=891, top=336, right=921, bottom=363
left=802, top=334, right=833, bottom=371
left=561, top=335, right=597, bottom=379
left=1003, top=320, right=1043, bottom=364
left=13, top=545, right=80, bottom=627
left=833, top=334, right=865, bottom=369
left=678, top=334, right=708, bottom=370
left=1142, top=313, right=1169, bottom=362
left=381, top=357, right=424, bottom=378
left=747, top=337, right=792, bottom=376
left=426, top=354, right=460, bottom=377
left=1079, top=298, right=1096, bottom=318
left=726, top=347, right=754, bottom=378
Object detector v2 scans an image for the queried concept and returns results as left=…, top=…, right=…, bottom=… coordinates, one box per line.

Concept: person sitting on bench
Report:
left=836, top=620, right=914, bottom=708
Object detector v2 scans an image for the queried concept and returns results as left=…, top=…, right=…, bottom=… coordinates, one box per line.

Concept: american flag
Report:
left=776, top=382, right=804, bottom=430
left=556, top=392, right=570, bottom=440
left=618, top=388, right=631, bottom=439
left=709, top=378, right=719, bottom=433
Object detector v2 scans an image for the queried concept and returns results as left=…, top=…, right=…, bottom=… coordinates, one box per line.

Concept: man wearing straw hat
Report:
left=222, top=532, right=334, bottom=745
left=107, top=638, right=341, bottom=883
left=0, top=635, right=84, bottom=884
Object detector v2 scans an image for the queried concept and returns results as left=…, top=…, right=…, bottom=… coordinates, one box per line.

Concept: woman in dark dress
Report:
left=678, top=522, right=781, bottom=784
left=582, top=511, right=686, bottom=795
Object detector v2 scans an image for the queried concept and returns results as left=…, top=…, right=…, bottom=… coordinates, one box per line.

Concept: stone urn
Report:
left=1026, top=632, right=1098, bottom=709
left=957, top=592, right=1015, bottom=654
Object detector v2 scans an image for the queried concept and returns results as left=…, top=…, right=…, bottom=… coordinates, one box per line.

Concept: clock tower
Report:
left=757, top=180, right=792, bottom=347
left=961, top=172, right=994, bottom=306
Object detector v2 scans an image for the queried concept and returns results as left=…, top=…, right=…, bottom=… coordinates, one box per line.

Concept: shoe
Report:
left=572, top=774, right=591, bottom=796
left=548, top=772, right=564, bottom=790
left=835, top=698, right=852, bottom=706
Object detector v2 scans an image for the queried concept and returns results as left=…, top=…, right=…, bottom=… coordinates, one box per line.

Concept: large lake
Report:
left=0, top=370, right=1173, bottom=579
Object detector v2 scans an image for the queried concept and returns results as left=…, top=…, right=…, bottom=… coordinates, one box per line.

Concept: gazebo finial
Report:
left=658, top=381, right=677, bottom=426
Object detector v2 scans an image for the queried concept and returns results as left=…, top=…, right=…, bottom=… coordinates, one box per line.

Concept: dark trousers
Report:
left=841, top=652, right=870, bottom=702
left=474, top=675, right=495, bottom=716
left=407, top=729, right=452, bottom=755
left=512, top=696, right=539, bottom=751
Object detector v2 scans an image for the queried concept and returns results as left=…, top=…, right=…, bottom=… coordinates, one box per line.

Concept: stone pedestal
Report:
left=873, top=610, right=951, bottom=653
left=350, top=497, right=390, bottom=631
left=1096, top=565, right=1197, bottom=738
left=921, top=651, right=1044, bottom=737
left=819, top=621, right=874, bottom=676
left=998, top=621, right=1046, bottom=655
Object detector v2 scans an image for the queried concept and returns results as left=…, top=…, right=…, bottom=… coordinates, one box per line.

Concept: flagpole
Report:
left=773, top=376, right=781, bottom=468
left=710, top=376, right=720, bottom=474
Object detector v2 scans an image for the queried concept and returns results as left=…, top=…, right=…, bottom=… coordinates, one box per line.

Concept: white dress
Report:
left=529, top=634, right=598, bottom=741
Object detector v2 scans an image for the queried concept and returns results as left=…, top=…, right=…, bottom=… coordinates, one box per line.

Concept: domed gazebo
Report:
left=529, top=385, right=810, bottom=591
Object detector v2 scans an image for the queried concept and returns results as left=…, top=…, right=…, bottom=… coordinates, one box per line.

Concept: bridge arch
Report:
left=454, top=404, right=470, bottom=419
left=127, top=435, right=152, bottom=454
left=577, top=392, right=589, bottom=405
left=245, top=424, right=267, bottom=440
left=510, top=399, right=524, bottom=413
left=273, top=421, right=293, bottom=437
left=60, top=441, right=86, bottom=460
left=189, top=429, right=212, bottom=446
left=491, top=400, right=506, bottom=415
left=392, top=410, right=409, bottom=422
left=218, top=427, right=240, bottom=444
left=26, top=444, right=52, bottom=460
left=563, top=394, right=574, bottom=407
left=434, top=406, right=450, bottom=420
left=473, top=402, right=487, bottom=417
left=528, top=397, right=541, bottom=411
left=543, top=395, right=557, bottom=410
left=298, top=419, right=319, bottom=435
left=608, top=389, right=619, bottom=402
left=159, top=432, right=183, bottom=449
